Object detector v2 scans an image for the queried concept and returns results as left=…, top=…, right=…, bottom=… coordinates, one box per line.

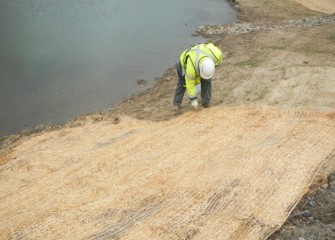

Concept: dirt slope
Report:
left=1, top=0, right=335, bottom=239
left=1, top=107, right=335, bottom=239
left=295, top=0, right=335, bottom=14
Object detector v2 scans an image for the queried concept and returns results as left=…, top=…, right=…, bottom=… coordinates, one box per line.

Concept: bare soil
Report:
left=295, top=0, right=335, bottom=14
left=1, top=0, right=335, bottom=239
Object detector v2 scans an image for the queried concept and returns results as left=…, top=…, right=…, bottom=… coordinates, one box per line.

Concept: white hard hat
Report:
left=200, top=58, right=215, bottom=79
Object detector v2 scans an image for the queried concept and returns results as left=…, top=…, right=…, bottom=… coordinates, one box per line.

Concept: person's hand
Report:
left=191, top=99, right=198, bottom=109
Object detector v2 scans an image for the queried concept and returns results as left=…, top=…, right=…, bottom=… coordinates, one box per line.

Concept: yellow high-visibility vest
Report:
left=179, top=43, right=223, bottom=98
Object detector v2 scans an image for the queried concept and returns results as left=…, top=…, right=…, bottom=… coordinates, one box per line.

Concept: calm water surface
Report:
left=0, top=0, right=236, bottom=137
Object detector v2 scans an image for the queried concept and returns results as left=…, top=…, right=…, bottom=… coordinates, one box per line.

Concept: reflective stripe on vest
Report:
left=183, top=44, right=217, bottom=77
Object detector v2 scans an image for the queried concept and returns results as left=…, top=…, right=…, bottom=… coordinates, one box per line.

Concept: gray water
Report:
left=0, top=0, right=236, bottom=137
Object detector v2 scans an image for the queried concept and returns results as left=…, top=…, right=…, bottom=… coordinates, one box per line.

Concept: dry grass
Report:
left=1, top=106, right=335, bottom=239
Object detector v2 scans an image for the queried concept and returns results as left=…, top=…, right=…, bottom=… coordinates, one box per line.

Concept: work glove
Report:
left=191, top=99, right=198, bottom=109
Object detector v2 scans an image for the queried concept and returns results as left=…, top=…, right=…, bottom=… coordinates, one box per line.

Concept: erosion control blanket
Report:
left=1, top=107, right=335, bottom=240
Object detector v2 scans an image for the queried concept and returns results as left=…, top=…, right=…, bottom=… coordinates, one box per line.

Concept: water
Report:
left=0, top=0, right=236, bottom=137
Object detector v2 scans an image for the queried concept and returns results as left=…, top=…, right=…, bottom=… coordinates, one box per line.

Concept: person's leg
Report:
left=201, top=78, right=212, bottom=107
left=173, top=62, right=186, bottom=106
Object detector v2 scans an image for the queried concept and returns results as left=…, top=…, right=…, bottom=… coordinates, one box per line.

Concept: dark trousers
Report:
left=173, top=61, right=212, bottom=106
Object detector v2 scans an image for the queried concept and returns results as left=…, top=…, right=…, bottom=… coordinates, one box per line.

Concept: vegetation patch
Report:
left=269, top=38, right=292, bottom=51
left=327, top=31, right=335, bottom=42
left=234, top=53, right=267, bottom=68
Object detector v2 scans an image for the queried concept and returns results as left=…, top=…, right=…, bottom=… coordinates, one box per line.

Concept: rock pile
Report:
left=197, top=13, right=335, bottom=36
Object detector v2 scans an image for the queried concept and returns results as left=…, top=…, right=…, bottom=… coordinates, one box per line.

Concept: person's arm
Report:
left=184, top=64, right=198, bottom=108
left=184, top=59, right=197, bottom=98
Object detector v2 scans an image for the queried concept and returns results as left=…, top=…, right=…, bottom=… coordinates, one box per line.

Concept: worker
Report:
left=173, top=42, right=223, bottom=110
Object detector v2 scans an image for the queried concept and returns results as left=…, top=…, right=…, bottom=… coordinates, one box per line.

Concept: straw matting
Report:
left=1, top=106, right=335, bottom=239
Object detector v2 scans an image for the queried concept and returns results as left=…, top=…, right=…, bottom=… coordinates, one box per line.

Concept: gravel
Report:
left=197, top=13, right=335, bottom=36
left=269, top=172, right=335, bottom=240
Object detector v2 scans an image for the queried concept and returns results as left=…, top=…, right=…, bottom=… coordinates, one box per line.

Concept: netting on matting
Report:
left=1, top=106, right=335, bottom=239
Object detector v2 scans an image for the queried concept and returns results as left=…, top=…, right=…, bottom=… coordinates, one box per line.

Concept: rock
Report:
left=308, top=200, right=317, bottom=208
left=112, top=117, right=120, bottom=125
left=302, top=211, right=311, bottom=218
left=298, top=237, right=306, bottom=240
left=136, top=79, right=148, bottom=87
